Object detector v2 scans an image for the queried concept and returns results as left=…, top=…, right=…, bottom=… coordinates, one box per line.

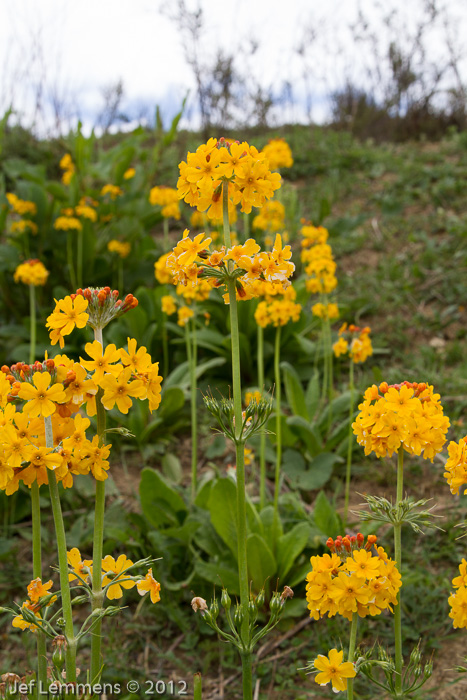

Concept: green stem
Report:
left=347, top=613, right=359, bottom=700
left=326, top=314, right=333, bottom=432
left=241, top=651, right=253, bottom=700
left=186, top=318, right=198, bottom=501
left=90, top=326, right=107, bottom=684
left=273, top=325, right=282, bottom=526
left=194, top=672, right=202, bottom=700
left=163, top=217, right=169, bottom=250
left=67, top=232, right=78, bottom=290
left=162, top=311, right=169, bottom=378
left=394, top=448, right=404, bottom=695
left=29, top=284, right=36, bottom=364
left=223, top=182, right=251, bottom=698
left=344, top=360, right=355, bottom=526
left=45, top=416, right=77, bottom=682
left=77, top=227, right=83, bottom=288
left=31, top=481, right=47, bottom=691
left=257, top=325, right=266, bottom=510
left=118, top=257, right=123, bottom=294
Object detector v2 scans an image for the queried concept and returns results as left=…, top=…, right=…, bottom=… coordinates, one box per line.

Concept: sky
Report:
left=0, top=0, right=466, bottom=135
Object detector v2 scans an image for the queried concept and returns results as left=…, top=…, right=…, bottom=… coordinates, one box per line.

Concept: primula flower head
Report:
left=14, top=260, right=49, bottom=286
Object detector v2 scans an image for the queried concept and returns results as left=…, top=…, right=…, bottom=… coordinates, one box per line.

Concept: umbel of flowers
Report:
left=444, top=437, right=467, bottom=631
left=175, top=137, right=294, bottom=700
left=261, top=138, right=294, bottom=170
left=353, top=380, right=449, bottom=697
left=305, top=534, right=401, bottom=697
left=0, top=287, right=163, bottom=688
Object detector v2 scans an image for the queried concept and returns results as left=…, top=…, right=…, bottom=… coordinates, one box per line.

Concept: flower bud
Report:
left=233, top=604, right=243, bottom=627
left=210, top=599, right=219, bottom=620
left=52, top=635, right=67, bottom=670
left=424, top=660, right=433, bottom=678
left=248, top=600, right=257, bottom=622
left=255, top=589, right=265, bottom=608
left=221, top=589, right=231, bottom=610
left=269, top=593, right=283, bottom=614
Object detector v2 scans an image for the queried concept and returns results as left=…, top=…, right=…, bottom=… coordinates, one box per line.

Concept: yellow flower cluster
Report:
left=448, top=559, right=467, bottom=629
left=167, top=231, right=294, bottom=303
left=108, top=240, right=131, bottom=258
left=161, top=295, right=177, bottom=316
left=353, top=381, right=449, bottom=460
left=59, top=153, right=75, bottom=186
left=6, top=193, right=37, bottom=216
left=177, top=305, right=194, bottom=327
left=67, top=549, right=161, bottom=603
left=14, top=260, right=49, bottom=286
left=149, top=186, right=181, bottom=220
left=333, top=323, right=373, bottom=364
left=54, top=213, right=82, bottom=232
left=252, top=200, right=285, bottom=233
left=306, top=534, right=401, bottom=622
left=75, top=198, right=98, bottom=222
left=444, top=436, right=467, bottom=495
left=300, top=222, right=329, bottom=248
left=261, top=138, right=293, bottom=170
left=124, top=167, right=136, bottom=180
left=0, top=339, right=162, bottom=492
left=254, top=284, right=301, bottom=328
left=10, top=219, right=38, bottom=235
left=312, top=302, right=339, bottom=320
left=177, top=137, right=281, bottom=217
left=301, top=237, right=337, bottom=295
left=101, top=184, right=123, bottom=200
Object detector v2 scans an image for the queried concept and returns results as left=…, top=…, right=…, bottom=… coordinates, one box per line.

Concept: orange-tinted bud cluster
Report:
left=72, top=288, right=138, bottom=331
left=326, top=533, right=377, bottom=554
left=2, top=359, right=57, bottom=384
left=379, top=381, right=427, bottom=398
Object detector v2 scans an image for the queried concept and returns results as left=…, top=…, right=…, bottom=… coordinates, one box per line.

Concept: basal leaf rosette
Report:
left=305, top=534, right=401, bottom=622
left=177, top=137, right=281, bottom=218
left=352, top=381, right=449, bottom=460
left=167, top=230, right=295, bottom=304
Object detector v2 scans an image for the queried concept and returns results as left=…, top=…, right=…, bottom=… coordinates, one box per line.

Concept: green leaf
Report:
left=313, top=491, right=341, bottom=537
left=276, top=522, right=310, bottom=580
left=246, top=533, right=277, bottom=592
left=139, top=468, right=187, bottom=529
left=281, top=361, right=309, bottom=419
left=286, top=416, right=323, bottom=456
left=159, top=387, right=185, bottom=418
left=194, top=559, right=240, bottom=595
left=208, top=478, right=238, bottom=558
left=162, top=453, right=182, bottom=483
left=305, top=370, right=320, bottom=421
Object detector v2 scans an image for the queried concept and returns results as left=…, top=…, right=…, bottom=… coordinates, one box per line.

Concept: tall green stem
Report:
left=273, top=325, right=282, bottom=525
left=243, top=211, right=249, bottom=243
left=31, top=481, right=47, bottom=690
left=67, top=233, right=77, bottom=290
left=161, top=311, right=169, bottom=378
left=45, top=416, right=77, bottom=681
left=326, top=314, right=333, bottom=432
left=344, top=360, right=355, bottom=525
left=186, top=318, right=198, bottom=501
left=77, top=228, right=83, bottom=288
left=194, top=672, right=202, bottom=700
left=257, top=325, right=266, bottom=509
left=118, top=257, right=123, bottom=294
left=347, top=613, right=359, bottom=700
left=29, top=284, right=36, bottom=364
left=223, top=182, right=252, bottom=700
left=394, top=448, right=404, bottom=695
left=163, top=217, right=169, bottom=250
left=90, top=326, right=107, bottom=684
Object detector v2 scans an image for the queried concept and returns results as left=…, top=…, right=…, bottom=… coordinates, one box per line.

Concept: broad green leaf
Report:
left=281, top=361, right=309, bottom=419
left=208, top=478, right=238, bottom=557
left=313, top=491, right=341, bottom=537
left=276, top=522, right=310, bottom=580
left=139, top=468, right=187, bottom=529
left=286, top=416, right=323, bottom=456
left=194, top=558, right=240, bottom=595
left=247, top=533, right=277, bottom=592
left=162, top=453, right=182, bottom=483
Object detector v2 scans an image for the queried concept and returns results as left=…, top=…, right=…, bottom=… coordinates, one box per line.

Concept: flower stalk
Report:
left=186, top=317, right=198, bottom=500
left=45, top=415, right=77, bottom=682
left=90, top=325, right=107, bottom=684
left=394, top=447, right=404, bottom=695
left=257, top=324, right=266, bottom=509
left=344, top=359, right=355, bottom=525
left=29, top=284, right=36, bottom=364
left=223, top=181, right=252, bottom=700
left=31, top=480, right=47, bottom=689
left=273, top=325, right=282, bottom=528
left=347, top=613, right=359, bottom=700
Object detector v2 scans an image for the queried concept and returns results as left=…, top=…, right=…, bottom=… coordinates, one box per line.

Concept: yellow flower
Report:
left=18, top=372, right=66, bottom=418
left=102, top=554, right=135, bottom=599
left=6, top=193, right=37, bottom=216
left=67, top=547, right=93, bottom=582
left=120, top=338, right=152, bottom=374
left=314, top=648, right=356, bottom=692
left=108, top=239, right=131, bottom=258
left=177, top=305, right=194, bottom=327
left=137, top=569, right=161, bottom=604
left=101, top=184, right=123, bottom=199
left=100, top=366, right=146, bottom=414
left=46, top=295, right=89, bottom=344
left=80, top=340, right=122, bottom=384
left=54, top=216, right=82, bottom=231
left=123, top=167, right=136, bottom=180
